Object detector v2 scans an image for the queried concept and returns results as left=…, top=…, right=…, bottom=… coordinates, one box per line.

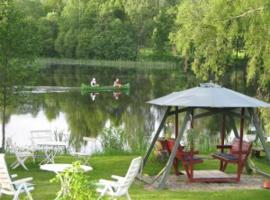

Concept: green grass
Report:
left=38, top=58, right=179, bottom=70
left=2, top=155, right=270, bottom=200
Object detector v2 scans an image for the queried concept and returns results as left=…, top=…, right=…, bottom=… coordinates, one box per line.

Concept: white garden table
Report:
left=40, top=164, right=92, bottom=200
left=36, top=141, right=67, bottom=164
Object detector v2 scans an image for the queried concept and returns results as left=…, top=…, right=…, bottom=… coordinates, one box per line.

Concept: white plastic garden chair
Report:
left=97, top=156, right=142, bottom=200
left=7, top=138, right=35, bottom=171
left=0, top=154, right=34, bottom=200
left=71, top=137, right=97, bottom=164
left=10, top=151, right=34, bottom=171
left=30, top=130, right=54, bottom=162
left=30, top=130, right=54, bottom=152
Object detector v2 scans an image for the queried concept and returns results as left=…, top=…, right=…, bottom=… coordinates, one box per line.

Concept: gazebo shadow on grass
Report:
left=143, top=173, right=265, bottom=191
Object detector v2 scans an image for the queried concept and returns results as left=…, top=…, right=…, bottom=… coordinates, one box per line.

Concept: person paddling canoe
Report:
left=90, top=77, right=98, bottom=87
left=113, top=78, right=122, bottom=88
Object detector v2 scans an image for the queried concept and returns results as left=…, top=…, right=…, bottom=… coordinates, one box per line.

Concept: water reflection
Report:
left=4, top=65, right=188, bottom=153
left=3, top=64, right=263, bottom=154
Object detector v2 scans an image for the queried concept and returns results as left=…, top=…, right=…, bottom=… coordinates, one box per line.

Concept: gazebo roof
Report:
left=147, top=83, right=270, bottom=108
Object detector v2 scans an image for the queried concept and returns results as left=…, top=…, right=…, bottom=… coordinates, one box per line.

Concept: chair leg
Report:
left=12, top=157, right=29, bottom=170
left=13, top=188, right=21, bottom=200
left=15, top=184, right=27, bottom=200
left=126, top=192, right=131, bottom=200
left=173, top=159, right=180, bottom=175
left=221, top=162, right=228, bottom=172
left=10, top=160, right=17, bottom=168
left=23, top=185, right=33, bottom=200
left=219, top=160, right=223, bottom=171
left=32, top=155, right=36, bottom=163
left=183, top=163, right=191, bottom=179
left=97, top=187, right=107, bottom=200
left=11, top=161, right=19, bottom=169
left=19, top=158, right=29, bottom=170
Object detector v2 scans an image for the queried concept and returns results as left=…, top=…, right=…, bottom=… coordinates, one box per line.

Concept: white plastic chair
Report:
left=30, top=130, right=54, bottom=152
left=30, top=130, right=53, bottom=161
left=10, top=151, right=34, bottom=171
left=97, top=156, right=142, bottom=200
left=0, top=154, right=34, bottom=200
left=7, top=138, right=34, bottom=171
left=71, top=137, right=97, bottom=164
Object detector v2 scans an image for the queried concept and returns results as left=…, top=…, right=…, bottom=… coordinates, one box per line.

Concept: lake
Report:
left=2, top=63, right=258, bottom=154
left=3, top=64, right=189, bottom=153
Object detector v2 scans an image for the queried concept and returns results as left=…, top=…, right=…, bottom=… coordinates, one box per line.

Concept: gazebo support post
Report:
left=158, top=109, right=192, bottom=189
left=237, top=108, right=245, bottom=181
left=175, top=106, right=178, bottom=138
left=248, top=108, right=270, bottom=162
left=228, top=114, right=239, bottom=138
left=220, top=114, right=226, bottom=170
left=143, top=106, right=171, bottom=167
left=190, top=109, right=194, bottom=178
left=173, top=106, right=179, bottom=174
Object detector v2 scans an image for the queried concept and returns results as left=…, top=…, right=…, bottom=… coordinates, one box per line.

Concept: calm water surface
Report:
left=4, top=64, right=191, bottom=153
left=3, top=64, right=257, bottom=153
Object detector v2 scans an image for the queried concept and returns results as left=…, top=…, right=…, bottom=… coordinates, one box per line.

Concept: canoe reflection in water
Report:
left=90, top=93, right=99, bottom=101
left=89, top=92, right=122, bottom=101
left=113, top=92, right=122, bottom=100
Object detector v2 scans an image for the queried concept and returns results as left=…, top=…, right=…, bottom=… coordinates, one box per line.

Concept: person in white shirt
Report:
left=90, top=78, right=97, bottom=87
left=113, top=78, right=121, bottom=87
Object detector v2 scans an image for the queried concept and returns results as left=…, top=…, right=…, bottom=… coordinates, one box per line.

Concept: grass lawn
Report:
left=1, top=155, right=270, bottom=200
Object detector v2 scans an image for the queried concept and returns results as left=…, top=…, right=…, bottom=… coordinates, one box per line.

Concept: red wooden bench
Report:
left=212, top=138, right=252, bottom=175
left=165, top=139, right=203, bottom=178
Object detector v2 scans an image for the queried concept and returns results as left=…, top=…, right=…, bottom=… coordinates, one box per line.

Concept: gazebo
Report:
left=142, top=83, right=270, bottom=188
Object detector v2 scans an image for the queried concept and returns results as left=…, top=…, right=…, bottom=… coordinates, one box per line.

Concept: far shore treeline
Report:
left=1, top=0, right=270, bottom=98
left=20, top=0, right=179, bottom=61
left=8, top=0, right=270, bottom=90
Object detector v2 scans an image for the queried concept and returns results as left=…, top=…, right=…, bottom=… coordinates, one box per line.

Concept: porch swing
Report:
left=159, top=109, right=253, bottom=183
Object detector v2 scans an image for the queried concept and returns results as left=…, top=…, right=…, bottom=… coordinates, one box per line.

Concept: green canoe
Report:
left=80, top=83, right=130, bottom=93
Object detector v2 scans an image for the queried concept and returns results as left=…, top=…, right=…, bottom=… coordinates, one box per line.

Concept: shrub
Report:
left=51, top=161, right=97, bottom=200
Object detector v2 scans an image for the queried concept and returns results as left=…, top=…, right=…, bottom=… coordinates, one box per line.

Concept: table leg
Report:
left=40, top=149, right=55, bottom=164
left=55, top=172, right=70, bottom=200
left=55, top=172, right=63, bottom=200
left=48, top=150, right=57, bottom=164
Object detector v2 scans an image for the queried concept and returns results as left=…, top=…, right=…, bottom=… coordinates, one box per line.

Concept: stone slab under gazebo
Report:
left=143, top=173, right=265, bottom=191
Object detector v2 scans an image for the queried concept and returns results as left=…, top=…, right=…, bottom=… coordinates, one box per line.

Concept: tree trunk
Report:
left=1, top=86, right=7, bottom=153
left=184, top=54, right=189, bottom=72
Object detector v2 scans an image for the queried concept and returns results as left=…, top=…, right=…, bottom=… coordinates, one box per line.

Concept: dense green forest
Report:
left=15, top=0, right=179, bottom=61
left=3, top=0, right=268, bottom=90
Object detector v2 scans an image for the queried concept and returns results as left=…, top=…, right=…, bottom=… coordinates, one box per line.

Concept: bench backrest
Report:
left=230, top=138, right=252, bottom=161
left=31, top=130, right=54, bottom=150
left=166, top=139, right=185, bottom=160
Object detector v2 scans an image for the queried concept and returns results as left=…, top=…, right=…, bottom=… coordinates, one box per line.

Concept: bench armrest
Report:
left=98, top=179, right=119, bottom=187
left=12, top=177, right=33, bottom=185
left=11, top=174, right=18, bottom=179
left=111, top=175, right=124, bottom=182
left=217, top=145, right=232, bottom=149
left=231, top=150, right=250, bottom=154
left=182, top=150, right=199, bottom=156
